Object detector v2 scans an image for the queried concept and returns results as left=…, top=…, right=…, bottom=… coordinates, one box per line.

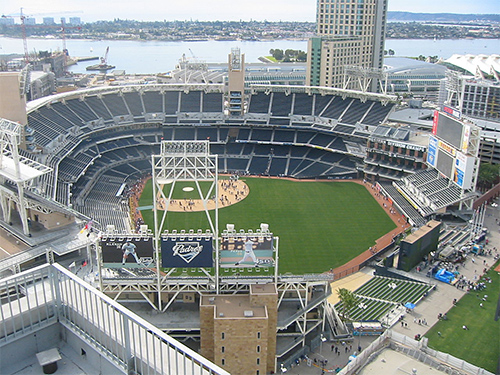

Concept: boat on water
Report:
left=86, top=63, right=115, bottom=71
left=86, top=46, right=115, bottom=71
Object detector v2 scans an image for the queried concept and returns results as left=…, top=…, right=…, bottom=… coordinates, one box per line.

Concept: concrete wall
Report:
left=200, top=303, right=216, bottom=360
left=0, top=322, right=125, bottom=374
left=0, top=72, right=27, bottom=125
left=62, top=323, right=126, bottom=374
left=250, top=285, right=278, bottom=374
left=0, top=323, right=61, bottom=373
left=29, top=210, right=75, bottom=230
left=213, top=316, right=268, bottom=375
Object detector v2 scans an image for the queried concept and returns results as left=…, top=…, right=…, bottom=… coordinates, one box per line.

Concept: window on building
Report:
left=257, top=345, right=261, bottom=353
left=257, top=332, right=261, bottom=339
left=257, top=358, right=260, bottom=365
left=222, top=358, right=225, bottom=365
left=221, top=332, right=225, bottom=340
left=222, top=346, right=225, bottom=353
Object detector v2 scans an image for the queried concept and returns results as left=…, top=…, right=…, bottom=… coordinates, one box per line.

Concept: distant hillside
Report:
left=388, top=12, right=500, bottom=23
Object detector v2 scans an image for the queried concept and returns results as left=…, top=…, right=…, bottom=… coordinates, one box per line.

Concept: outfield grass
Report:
left=139, top=177, right=396, bottom=274
left=425, top=259, right=500, bottom=373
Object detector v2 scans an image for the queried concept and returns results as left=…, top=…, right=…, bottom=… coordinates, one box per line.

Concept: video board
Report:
left=161, top=236, right=213, bottom=268
left=428, top=109, right=477, bottom=190
left=426, top=136, right=476, bottom=190
left=433, top=111, right=465, bottom=152
left=436, top=149, right=454, bottom=179
left=398, top=221, right=441, bottom=272
left=101, top=237, right=154, bottom=268
left=219, top=235, right=275, bottom=268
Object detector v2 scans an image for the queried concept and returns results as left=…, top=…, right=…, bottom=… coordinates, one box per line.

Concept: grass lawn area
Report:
left=264, top=55, right=278, bottom=62
left=425, top=259, right=500, bottom=373
left=139, top=177, right=395, bottom=274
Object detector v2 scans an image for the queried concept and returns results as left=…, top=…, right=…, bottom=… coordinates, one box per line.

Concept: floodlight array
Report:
left=160, top=140, right=209, bottom=156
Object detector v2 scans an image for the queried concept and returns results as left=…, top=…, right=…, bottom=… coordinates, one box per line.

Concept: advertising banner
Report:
left=432, top=110, right=439, bottom=135
left=438, top=140, right=456, bottom=157
left=461, top=125, right=470, bottom=154
left=161, top=237, right=213, bottom=268
left=101, top=237, right=154, bottom=268
left=427, top=136, right=438, bottom=167
left=220, top=236, right=275, bottom=268
left=453, top=151, right=474, bottom=190
left=443, top=105, right=461, bottom=119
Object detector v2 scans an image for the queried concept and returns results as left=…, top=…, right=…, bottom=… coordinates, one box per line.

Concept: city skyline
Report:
left=1, top=0, right=498, bottom=23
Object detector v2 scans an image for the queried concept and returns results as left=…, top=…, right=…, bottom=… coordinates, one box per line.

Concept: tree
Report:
left=285, top=49, right=297, bottom=59
left=271, top=48, right=284, bottom=61
left=297, top=51, right=307, bottom=62
left=477, top=163, right=500, bottom=190
left=336, top=288, right=358, bottom=322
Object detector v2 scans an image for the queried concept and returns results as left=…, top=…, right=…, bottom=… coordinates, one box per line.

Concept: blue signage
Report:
left=427, top=136, right=438, bottom=167
left=161, top=237, right=213, bottom=268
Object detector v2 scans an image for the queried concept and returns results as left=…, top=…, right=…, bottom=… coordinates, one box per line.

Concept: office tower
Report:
left=43, top=17, right=56, bottom=25
left=24, top=17, right=36, bottom=26
left=307, top=0, right=388, bottom=90
left=69, top=17, right=82, bottom=25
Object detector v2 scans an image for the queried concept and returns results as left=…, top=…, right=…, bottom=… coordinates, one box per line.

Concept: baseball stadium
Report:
left=0, top=52, right=495, bottom=375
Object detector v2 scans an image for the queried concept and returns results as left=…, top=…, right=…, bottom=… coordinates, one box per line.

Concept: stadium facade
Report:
left=383, top=57, right=448, bottom=100
left=0, top=46, right=493, bottom=374
left=0, top=66, right=398, bottom=374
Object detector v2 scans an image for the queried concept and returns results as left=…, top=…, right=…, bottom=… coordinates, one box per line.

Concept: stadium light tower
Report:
left=343, top=66, right=388, bottom=95
left=151, top=140, right=220, bottom=300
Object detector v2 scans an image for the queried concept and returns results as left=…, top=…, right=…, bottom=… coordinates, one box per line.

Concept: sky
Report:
left=1, top=0, right=498, bottom=23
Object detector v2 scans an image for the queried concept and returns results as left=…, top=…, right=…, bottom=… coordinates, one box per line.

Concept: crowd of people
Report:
left=125, top=174, right=249, bottom=229
left=126, top=175, right=150, bottom=232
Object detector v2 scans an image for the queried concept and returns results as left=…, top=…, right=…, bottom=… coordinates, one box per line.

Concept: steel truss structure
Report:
left=95, top=140, right=333, bottom=369
left=0, top=118, right=52, bottom=235
left=152, top=140, right=219, bottom=306
left=445, top=70, right=462, bottom=109
left=250, top=83, right=397, bottom=105
left=343, top=65, right=389, bottom=96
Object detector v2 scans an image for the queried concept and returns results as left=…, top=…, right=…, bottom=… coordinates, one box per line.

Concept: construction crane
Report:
left=58, top=18, right=83, bottom=71
left=1, top=8, right=29, bottom=63
left=102, top=46, right=110, bottom=65
left=20, top=8, right=28, bottom=63
left=1, top=8, right=82, bottom=64
left=86, top=47, right=115, bottom=71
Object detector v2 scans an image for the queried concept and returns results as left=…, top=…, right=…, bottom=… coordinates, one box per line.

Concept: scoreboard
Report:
left=428, top=109, right=477, bottom=190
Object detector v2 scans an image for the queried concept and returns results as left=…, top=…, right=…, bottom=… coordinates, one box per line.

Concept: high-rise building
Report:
left=42, top=17, right=55, bottom=25
left=69, top=17, right=82, bottom=25
left=0, top=17, right=14, bottom=26
left=24, top=17, right=36, bottom=26
left=307, top=0, right=388, bottom=90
